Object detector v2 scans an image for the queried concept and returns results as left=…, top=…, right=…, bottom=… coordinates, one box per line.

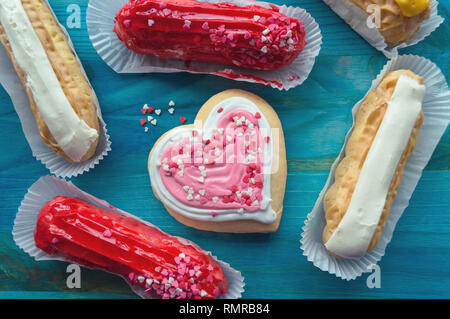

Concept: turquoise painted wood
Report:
left=0, top=0, right=449, bottom=299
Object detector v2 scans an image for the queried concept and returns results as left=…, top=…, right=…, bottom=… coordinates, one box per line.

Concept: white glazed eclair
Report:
left=323, top=70, right=425, bottom=259
left=349, top=0, right=431, bottom=46
left=0, top=0, right=99, bottom=163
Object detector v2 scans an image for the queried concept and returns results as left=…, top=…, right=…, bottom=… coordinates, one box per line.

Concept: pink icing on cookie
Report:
left=159, top=110, right=265, bottom=213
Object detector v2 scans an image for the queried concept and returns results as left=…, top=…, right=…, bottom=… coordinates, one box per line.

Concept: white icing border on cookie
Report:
left=325, top=75, right=425, bottom=259
left=149, top=97, right=277, bottom=224
left=0, top=0, right=98, bottom=162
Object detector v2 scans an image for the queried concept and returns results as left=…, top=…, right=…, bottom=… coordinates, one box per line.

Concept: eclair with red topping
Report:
left=34, top=196, right=228, bottom=299
left=113, top=0, right=307, bottom=70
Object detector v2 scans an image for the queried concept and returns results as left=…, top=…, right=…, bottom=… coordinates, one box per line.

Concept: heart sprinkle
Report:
left=103, top=229, right=112, bottom=238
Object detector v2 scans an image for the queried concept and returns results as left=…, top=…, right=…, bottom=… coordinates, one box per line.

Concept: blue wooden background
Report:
left=0, top=0, right=449, bottom=299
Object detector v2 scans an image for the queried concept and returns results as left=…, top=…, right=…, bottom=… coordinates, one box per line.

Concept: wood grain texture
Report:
left=0, top=0, right=449, bottom=298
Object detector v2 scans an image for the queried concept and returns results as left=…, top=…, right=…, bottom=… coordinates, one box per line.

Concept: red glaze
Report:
left=35, top=196, right=228, bottom=299
left=114, top=0, right=307, bottom=70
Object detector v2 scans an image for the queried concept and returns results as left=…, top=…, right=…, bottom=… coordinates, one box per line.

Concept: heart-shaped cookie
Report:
left=148, top=90, right=286, bottom=233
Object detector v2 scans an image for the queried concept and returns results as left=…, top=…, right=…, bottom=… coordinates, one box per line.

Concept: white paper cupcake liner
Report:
left=86, top=0, right=322, bottom=90
left=12, top=175, right=245, bottom=299
left=300, top=55, right=450, bottom=280
left=0, top=0, right=111, bottom=178
left=322, top=0, right=444, bottom=58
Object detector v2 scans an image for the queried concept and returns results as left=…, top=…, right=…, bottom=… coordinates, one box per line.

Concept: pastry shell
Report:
left=0, top=0, right=99, bottom=163
left=322, top=70, right=424, bottom=257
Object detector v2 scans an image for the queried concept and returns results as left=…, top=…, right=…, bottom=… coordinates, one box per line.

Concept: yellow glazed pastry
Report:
left=323, top=70, right=425, bottom=259
left=350, top=0, right=431, bottom=46
left=395, top=0, right=430, bottom=17
left=0, top=0, right=99, bottom=163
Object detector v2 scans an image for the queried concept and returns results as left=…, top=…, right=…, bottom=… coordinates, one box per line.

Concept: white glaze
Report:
left=0, top=0, right=98, bottom=162
left=149, top=97, right=277, bottom=224
left=325, top=75, right=425, bottom=259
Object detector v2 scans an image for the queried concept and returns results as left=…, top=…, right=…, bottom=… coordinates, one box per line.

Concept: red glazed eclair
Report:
left=113, top=0, right=307, bottom=70
left=34, top=196, right=228, bottom=299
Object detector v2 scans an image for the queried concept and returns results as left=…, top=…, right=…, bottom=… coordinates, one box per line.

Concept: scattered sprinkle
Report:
left=103, top=229, right=112, bottom=238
